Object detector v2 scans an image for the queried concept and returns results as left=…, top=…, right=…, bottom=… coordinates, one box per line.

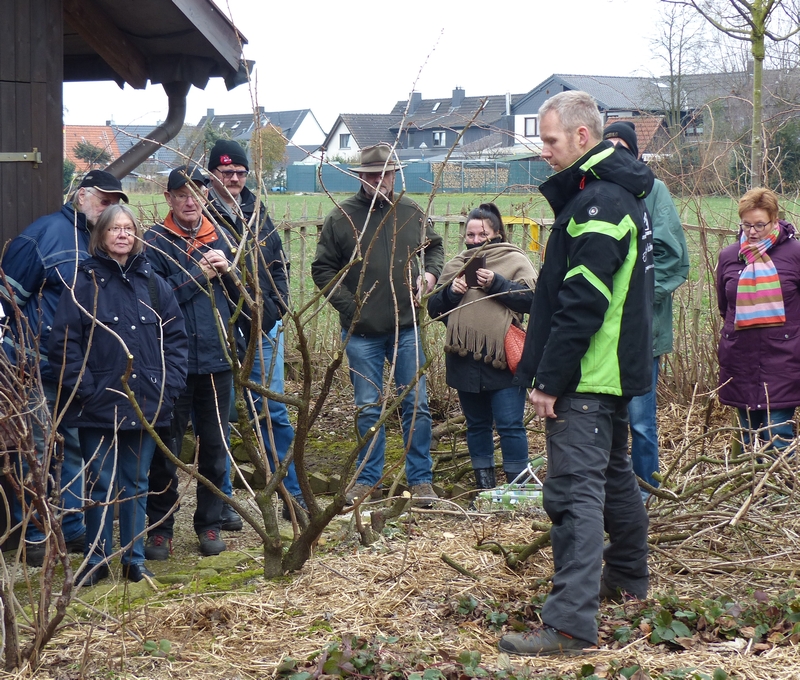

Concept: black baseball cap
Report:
left=78, top=170, right=129, bottom=203
left=167, top=165, right=208, bottom=191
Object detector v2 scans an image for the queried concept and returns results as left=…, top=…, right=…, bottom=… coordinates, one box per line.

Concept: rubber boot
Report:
left=474, top=467, right=497, bottom=489
left=470, top=467, right=497, bottom=511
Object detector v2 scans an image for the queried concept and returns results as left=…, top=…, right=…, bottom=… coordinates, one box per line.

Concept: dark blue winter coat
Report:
left=145, top=217, right=241, bottom=375
left=48, top=251, right=188, bottom=429
left=206, top=185, right=289, bottom=340
left=1, top=204, right=91, bottom=380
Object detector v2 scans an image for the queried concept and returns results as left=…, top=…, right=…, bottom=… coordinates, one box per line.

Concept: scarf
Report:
left=162, top=213, right=219, bottom=255
left=734, top=224, right=785, bottom=330
left=438, top=242, right=537, bottom=368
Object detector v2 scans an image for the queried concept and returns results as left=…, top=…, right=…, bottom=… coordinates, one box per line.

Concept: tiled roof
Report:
left=390, top=93, right=525, bottom=130
left=603, top=115, right=665, bottom=155
left=63, top=126, right=121, bottom=171
left=335, top=114, right=399, bottom=148
left=551, top=75, right=661, bottom=111
left=195, top=109, right=312, bottom=141
left=112, top=124, right=203, bottom=169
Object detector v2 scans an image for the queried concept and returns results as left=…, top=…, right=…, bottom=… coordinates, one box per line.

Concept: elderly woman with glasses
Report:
left=49, top=204, right=188, bottom=586
left=717, top=187, right=800, bottom=451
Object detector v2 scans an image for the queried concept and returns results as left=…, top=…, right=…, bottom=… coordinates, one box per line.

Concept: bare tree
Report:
left=663, top=0, right=800, bottom=187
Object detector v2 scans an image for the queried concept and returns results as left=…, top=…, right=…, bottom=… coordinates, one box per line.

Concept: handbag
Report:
left=504, top=323, right=526, bottom=374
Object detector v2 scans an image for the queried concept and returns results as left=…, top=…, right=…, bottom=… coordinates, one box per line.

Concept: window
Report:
left=432, top=102, right=441, bottom=112
left=433, top=131, right=446, bottom=147
left=524, top=117, right=538, bottom=137
left=339, top=133, right=351, bottom=149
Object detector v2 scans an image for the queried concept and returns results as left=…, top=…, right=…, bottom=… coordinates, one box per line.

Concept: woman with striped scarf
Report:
left=717, top=187, right=800, bottom=452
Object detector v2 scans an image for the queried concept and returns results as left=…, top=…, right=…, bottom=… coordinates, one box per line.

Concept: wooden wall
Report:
left=0, top=0, right=63, bottom=248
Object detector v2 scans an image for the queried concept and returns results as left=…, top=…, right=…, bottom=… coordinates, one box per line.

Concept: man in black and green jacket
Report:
left=312, top=144, right=444, bottom=507
left=500, top=91, right=654, bottom=657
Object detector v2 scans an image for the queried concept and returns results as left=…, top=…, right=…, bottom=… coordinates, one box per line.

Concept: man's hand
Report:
left=529, top=388, right=557, bottom=419
left=416, top=272, right=437, bottom=305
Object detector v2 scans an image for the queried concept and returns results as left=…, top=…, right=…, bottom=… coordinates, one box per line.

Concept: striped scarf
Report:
left=734, top=225, right=785, bottom=329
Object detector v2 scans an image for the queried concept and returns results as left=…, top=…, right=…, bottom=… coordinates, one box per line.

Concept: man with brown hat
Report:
left=312, top=143, right=444, bottom=506
left=1, top=169, right=128, bottom=566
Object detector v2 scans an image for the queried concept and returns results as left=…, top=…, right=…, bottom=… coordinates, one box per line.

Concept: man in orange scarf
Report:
left=144, top=165, right=239, bottom=559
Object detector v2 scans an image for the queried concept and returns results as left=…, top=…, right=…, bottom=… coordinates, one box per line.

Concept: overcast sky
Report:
left=63, top=0, right=668, bottom=133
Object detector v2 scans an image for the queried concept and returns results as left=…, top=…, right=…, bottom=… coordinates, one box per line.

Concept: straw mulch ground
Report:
left=9, top=400, right=800, bottom=679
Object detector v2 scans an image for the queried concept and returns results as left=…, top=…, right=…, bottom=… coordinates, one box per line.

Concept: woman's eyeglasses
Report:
left=739, top=221, right=772, bottom=232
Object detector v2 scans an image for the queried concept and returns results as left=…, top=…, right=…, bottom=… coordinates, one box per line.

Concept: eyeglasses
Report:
left=86, top=188, right=120, bottom=207
left=217, top=170, right=248, bottom=179
left=108, top=226, right=135, bottom=235
left=169, top=191, right=202, bottom=203
left=740, top=221, right=772, bottom=232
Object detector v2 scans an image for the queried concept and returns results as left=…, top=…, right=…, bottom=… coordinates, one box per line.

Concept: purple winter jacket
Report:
left=716, top=220, right=800, bottom=409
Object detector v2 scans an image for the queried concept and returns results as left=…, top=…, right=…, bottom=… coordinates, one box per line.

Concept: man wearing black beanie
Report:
left=603, top=120, right=639, bottom=159
left=604, top=121, right=689, bottom=502
left=205, top=139, right=307, bottom=524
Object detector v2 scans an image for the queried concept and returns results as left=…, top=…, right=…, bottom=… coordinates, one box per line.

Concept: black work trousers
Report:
left=147, top=371, right=232, bottom=537
left=540, top=393, right=649, bottom=643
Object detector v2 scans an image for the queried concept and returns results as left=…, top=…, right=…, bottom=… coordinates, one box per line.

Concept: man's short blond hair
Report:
left=539, top=91, right=603, bottom=142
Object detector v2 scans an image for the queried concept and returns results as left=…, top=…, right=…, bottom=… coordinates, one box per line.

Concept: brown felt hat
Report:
left=350, top=143, right=403, bottom=173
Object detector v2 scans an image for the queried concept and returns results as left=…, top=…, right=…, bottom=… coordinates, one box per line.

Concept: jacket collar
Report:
left=62, top=203, right=90, bottom=233
left=539, top=141, right=654, bottom=216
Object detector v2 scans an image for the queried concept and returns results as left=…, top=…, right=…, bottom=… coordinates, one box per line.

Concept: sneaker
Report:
left=144, top=534, right=172, bottom=561
left=197, top=529, right=226, bottom=556
left=221, top=503, right=243, bottom=531
left=66, top=532, right=86, bottom=554
left=75, top=563, right=109, bottom=588
left=122, top=563, right=155, bottom=583
left=23, top=542, right=46, bottom=568
left=345, top=483, right=375, bottom=505
left=281, top=493, right=309, bottom=521
left=498, top=625, right=594, bottom=657
left=410, top=482, right=438, bottom=508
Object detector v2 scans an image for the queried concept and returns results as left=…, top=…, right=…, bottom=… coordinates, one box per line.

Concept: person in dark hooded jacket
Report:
left=499, top=91, right=654, bottom=657
left=49, top=204, right=188, bottom=586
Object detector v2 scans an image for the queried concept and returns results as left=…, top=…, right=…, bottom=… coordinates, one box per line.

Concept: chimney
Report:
left=409, top=92, right=422, bottom=115
left=452, top=86, right=465, bottom=108
left=505, top=93, right=511, bottom=116
left=206, top=108, right=215, bottom=120
left=257, top=106, right=265, bottom=115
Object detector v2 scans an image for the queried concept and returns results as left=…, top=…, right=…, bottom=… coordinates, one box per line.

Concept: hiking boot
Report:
left=221, top=503, right=243, bottom=531
left=282, top=493, right=309, bottom=521
left=66, top=532, right=86, bottom=554
left=498, top=625, right=594, bottom=657
left=144, top=534, right=172, bottom=561
left=75, top=563, right=109, bottom=588
left=122, top=563, right=155, bottom=583
left=410, top=482, right=438, bottom=508
left=599, top=578, right=639, bottom=604
left=197, top=529, right=226, bottom=556
left=345, top=483, right=376, bottom=505
left=474, top=468, right=497, bottom=490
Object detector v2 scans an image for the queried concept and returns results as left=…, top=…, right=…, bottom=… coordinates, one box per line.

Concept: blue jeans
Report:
left=628, top=357, right=660, bottom=488
left=81, top=428, right=156, bottom=567
left=343, top=327, right=433, bottom=487
left=542, top=393, right=648, bottom=643
left=458, top=386, right=529, bottom=477
left=737, top=407, right=796, bottom=450
left=13, top=380, right=85, bottom=544
left=224, top=323, right=299, bottom=497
